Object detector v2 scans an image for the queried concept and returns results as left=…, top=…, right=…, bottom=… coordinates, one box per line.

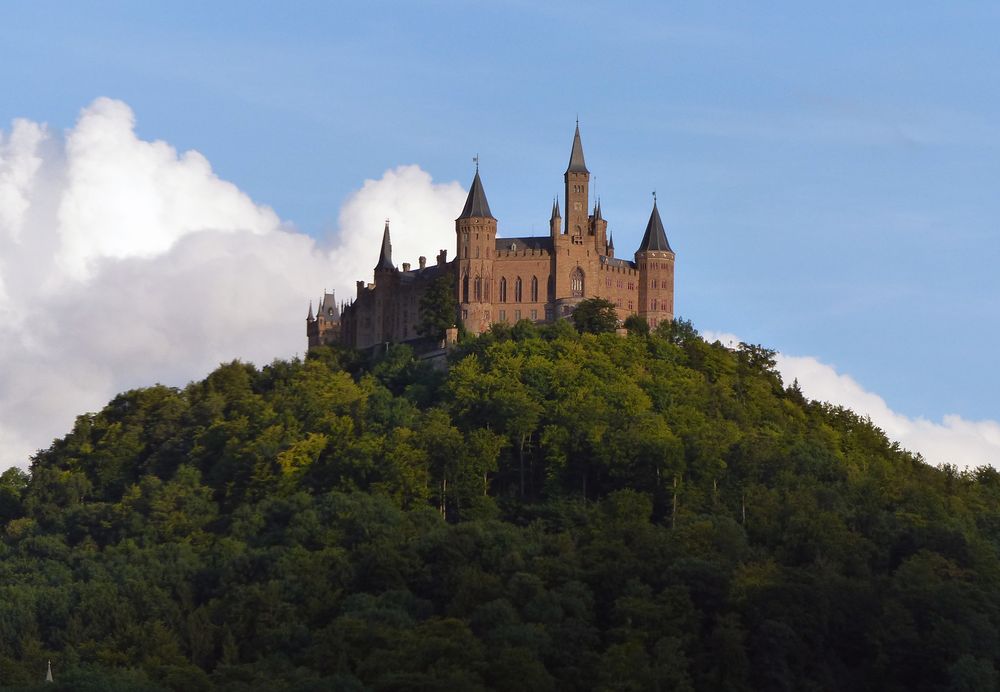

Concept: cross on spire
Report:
left=473, top=154, right=479, bottom=172
left=652, top=190, right=657, bottom=204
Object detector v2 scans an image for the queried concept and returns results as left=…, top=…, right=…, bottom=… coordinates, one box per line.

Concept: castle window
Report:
left=515, top=277, right=522, bottom=302
left=464, top=245, right=468, bottom=259
left=548, top=276, right=554, bottom=300
left=499, top=277, right=507, bottom=302
left=515, top=309, right=521, bottom=321
left=570, top=268, right=584, bottom=297
left=499, top=309, right=506, bottom=322
left=606, top=277, right=611, bottom=288
left=462, top=274, right=469, bottom=303
left=462, top=309, right=468, bottom=320
left=652, top=279, right=657, bottom=289
left=530, top=276, right=538, bottom=302
left=531, top=309, right=537, bottom=320
left=475, top=276, right=482, bottom=302
left=476, top=246, right=480, bottom=259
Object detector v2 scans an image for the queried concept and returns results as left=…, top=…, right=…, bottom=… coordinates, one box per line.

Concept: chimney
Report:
left=437, top=249, right=448, bottom=265
left=418, top=256, right=426, bottom=270
left=402, top=262, right=411, bottom=272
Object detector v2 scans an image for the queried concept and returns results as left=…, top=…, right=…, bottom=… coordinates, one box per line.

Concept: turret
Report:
left=592, top=197, right=608, bottom=253
left=564, top=122, right=590, bottom=238
left=635, top=196, right=676, bottom=327
left=375, top=221, right=395, bottom=273
left=456, top=166, right=497, bottom=332
left=549, top=197, right=561, bottom=237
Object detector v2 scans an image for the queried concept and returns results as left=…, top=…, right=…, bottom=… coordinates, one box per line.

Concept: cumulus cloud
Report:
left=703, top=330, right=1000, bottom=470
left=0, top=98, right=465, bottom=469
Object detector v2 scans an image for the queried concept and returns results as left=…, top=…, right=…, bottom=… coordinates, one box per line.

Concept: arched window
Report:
left=530, top=276, right=538, bottom=302
left=475, top=276, right=482, bottom=302
left=499, top=277, right=507, bottom=302
left=571, top=268, right=584, bottom=297
left=462, top=274, right=469, bottom=303
left=484, top=276, right=490, bottom=302
left=515, top=277, right=523, bottom=302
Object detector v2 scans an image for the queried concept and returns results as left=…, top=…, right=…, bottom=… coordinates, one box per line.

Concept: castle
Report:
left=307, top=124, right=675, bottom=350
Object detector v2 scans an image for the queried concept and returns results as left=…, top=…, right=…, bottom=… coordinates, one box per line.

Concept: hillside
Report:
left=1, top=319, right=998, bottom=691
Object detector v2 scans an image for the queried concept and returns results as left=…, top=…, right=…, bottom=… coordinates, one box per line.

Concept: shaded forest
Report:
left=1, top=317, right=998, bottom=691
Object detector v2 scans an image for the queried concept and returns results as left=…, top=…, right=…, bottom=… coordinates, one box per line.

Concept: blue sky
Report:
left=1, top=2, right=998, bottom=466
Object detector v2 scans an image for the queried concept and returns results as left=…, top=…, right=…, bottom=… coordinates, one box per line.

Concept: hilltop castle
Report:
left=307, top=125, right=675, bottom=350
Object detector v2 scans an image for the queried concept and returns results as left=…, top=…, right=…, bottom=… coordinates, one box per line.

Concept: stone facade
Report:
left=308, top=125, right=676, bottom=351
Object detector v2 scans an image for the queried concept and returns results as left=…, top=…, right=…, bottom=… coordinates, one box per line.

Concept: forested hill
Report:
left=1, top=319, right=999, bottom=691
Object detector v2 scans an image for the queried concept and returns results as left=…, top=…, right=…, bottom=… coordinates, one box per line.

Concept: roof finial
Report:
left=652, top=190, right=657, bottom=205
left=473, top=154, right=479, bottom=172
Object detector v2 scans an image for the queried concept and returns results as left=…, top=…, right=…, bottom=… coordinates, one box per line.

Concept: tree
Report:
left=418, top=274, right=459, bottom=341
left=623, top=314, right=649, bottom=336
left=571, top=298, right=618, bottom=334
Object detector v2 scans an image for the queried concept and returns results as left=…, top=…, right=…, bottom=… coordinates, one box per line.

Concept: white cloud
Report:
left=704, top=330, right=1000, bottom=470
left=0, top=98, right=465, bottom=469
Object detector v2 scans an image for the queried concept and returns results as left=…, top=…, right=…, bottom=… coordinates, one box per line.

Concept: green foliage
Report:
left=417, top=274, right=459, bottom=341
left=571, top=298, right=619, bottom=334
left=1, top=325, right=998, bottom=690
left=622, top=314, right=649, bottom=336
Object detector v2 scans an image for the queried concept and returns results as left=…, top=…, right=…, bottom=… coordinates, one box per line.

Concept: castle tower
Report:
left=564, top=123, right=590, bottom=239
left=635, top=197, right=675, bottom=328
left=456, top=167, right=497, bottom=333
left=308, top=291, right=341, bottom=348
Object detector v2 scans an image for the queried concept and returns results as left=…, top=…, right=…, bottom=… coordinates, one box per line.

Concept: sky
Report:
left=0, top=1, right=998, bottom=470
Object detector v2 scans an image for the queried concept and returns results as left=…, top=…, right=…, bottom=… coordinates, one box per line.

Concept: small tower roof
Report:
left=458, top=170, right=494, bottom=219
left=550, top=197, right=561, bottom=220
left=638, top=200, right=673, bottom=253
left=307, top=300, right=314, bottom=321
left=375, top=221, right=395, bottom=271
left=566, top=122, right=589, bottom=174
left=595, top=198, right=603, bottom=221
left=608, top=232, right=615, bottom=250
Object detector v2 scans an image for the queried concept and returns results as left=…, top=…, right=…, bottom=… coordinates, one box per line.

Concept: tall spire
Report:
left=566, top=122, right=589, bottom=174
left=637, top=198, right=672, bottom=252
left=550, top=197, right=561, bottom=221
left=375, top=220, right=395, bottom=271
left=307, top=300, right=314, bottom=321
left=594, top=198, right=603, bottom=220
left=608, top=232, right=615, bottom=250
left=458, top=169, right=494, bottom=219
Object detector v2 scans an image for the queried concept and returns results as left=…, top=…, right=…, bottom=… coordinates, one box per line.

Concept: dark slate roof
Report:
left=398, top=261, right=449, bottom=284
left=457, top=170, right=494, bottom=219
left=637, top=201, right=673, bottom=253
left=602, top=255, right=636, bottom=269
left=317, top=291, right=339, bottom=319
left=608, top=232, right=615, bottom=249
left=375, top=222, right=395, bottom=271
left=566, top=124, right=589, bottom=174
left=495, top=236, right=554, bottom=254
